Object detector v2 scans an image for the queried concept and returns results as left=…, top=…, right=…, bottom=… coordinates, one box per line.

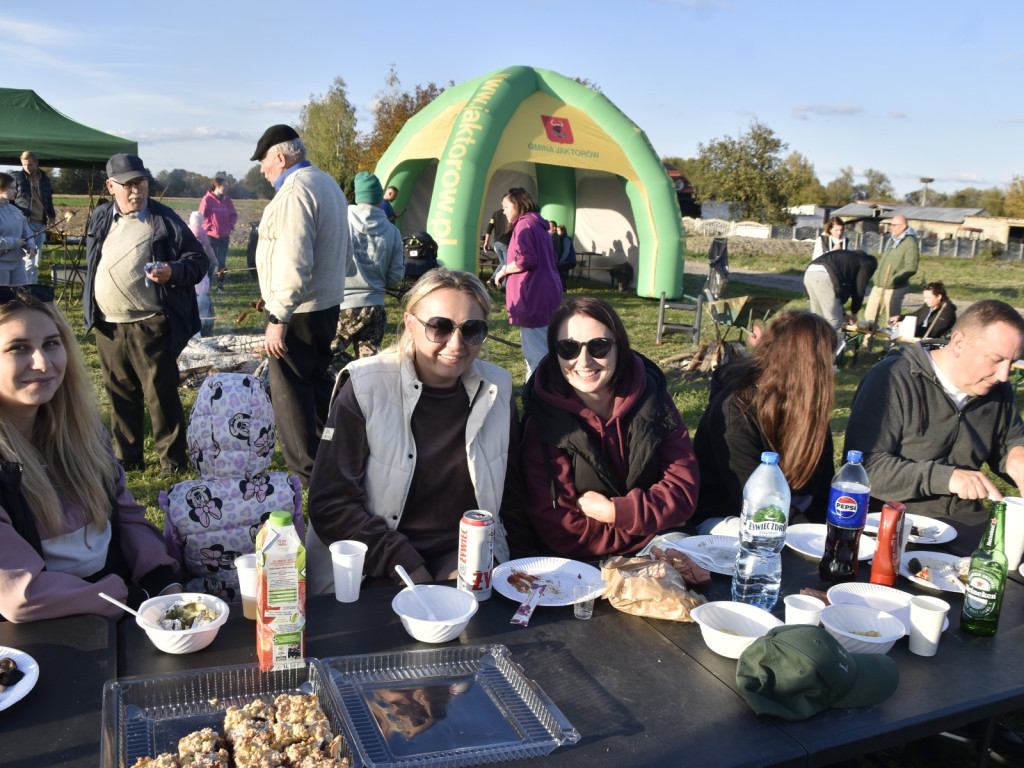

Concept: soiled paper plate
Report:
left=0, top=646, right=39, bottom=712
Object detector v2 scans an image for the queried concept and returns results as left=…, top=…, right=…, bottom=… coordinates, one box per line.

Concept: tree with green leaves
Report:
left=822, top=166, right=858, bottom=207
left=781, top=151, right=825, bottom=205
left=861, top=169, right=894, bottom=202
left=360, top=67, right=446, bottom=174
left=242, top=165, right=274, bottom=199
left=693, top=121, right=793, bottom=224
left=297, top=76, right=359, bottom=196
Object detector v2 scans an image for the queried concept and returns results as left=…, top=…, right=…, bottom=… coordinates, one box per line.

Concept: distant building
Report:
left=831, top=203, right=989, bottom=239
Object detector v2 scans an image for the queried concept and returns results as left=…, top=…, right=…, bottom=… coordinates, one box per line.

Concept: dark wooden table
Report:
left=5, top=506, right=1021, bottom=768
left=0, top=613, right=115, bottom=768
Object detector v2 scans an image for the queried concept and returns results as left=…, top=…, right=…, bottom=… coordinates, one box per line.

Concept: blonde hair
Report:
left=0, top=298, right=115, bottom=536
left=397, top=267, right=492, bottom=359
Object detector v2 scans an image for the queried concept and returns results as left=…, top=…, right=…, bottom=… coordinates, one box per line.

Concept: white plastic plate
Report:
left=786, top=523, right=876, bottom=561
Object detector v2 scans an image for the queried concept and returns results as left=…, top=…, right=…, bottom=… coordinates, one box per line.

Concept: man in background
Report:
left=861, top=214, right=919, bottom=329
left=845, top=299, right=1024, bottom=519
left=333, top=171, right=404, bottom=367
left=11, top=151, right=55, bottom=282
left=483, top=205, right=511, bottom=278
left=382, top=185, right=402, bottom=225
left=251, top=124, right=351, bottom=484
left=83, top=153, right=206, bottom=472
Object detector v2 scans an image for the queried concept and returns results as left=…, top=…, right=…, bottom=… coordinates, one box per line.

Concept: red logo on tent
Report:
left=541, top=115, right=574, bottom=144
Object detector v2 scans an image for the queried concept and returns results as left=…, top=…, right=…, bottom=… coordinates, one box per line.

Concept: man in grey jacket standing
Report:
left=332, top=172, right=404, bottom=368
left=251, top=124, right=351, bottom=484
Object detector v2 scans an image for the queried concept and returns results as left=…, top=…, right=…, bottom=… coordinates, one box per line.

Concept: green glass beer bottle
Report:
left=960, top=501, right=1008, bottom=636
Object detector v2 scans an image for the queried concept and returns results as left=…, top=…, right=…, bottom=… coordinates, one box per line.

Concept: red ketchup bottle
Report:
left=869, top=502, right=907, bottom=586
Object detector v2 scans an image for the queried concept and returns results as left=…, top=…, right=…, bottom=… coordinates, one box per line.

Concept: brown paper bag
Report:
left=600, top=556, right=707, bottom=622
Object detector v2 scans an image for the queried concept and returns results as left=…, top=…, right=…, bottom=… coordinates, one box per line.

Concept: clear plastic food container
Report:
left=100, top=659, right=355, bottom=768
left=323, top=644, right=579, bottom=767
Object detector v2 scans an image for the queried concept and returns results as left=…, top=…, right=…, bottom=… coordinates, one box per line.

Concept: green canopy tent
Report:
left=0, top=88, right=137, bottom=168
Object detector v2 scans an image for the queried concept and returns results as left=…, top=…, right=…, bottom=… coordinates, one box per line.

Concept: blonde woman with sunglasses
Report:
left=519, top=297, right=699, bottom=558
left=305, top=268, right=532, bottom=593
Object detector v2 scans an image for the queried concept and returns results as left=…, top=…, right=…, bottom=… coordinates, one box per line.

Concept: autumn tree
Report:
left=822, top=167, right=858, bottom=207
left=861, top=169, right=895, bottom=202
left=693, top=121, right=793, bottom=224
left=359, top=67, right=446, bottom=172
left=242, top=165, right=274, bottom=199
left=297, top=76, right=360, bottom=195
left=1004, top=176, right=1024, bottom=218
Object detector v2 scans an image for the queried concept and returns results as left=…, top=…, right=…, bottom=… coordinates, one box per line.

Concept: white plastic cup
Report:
left=784, top=594, right=825, bottom=625
left=908, top=595, right=950, bottom=656
left=573, top=585, right=595, bottom=620
left=329, top=540, right=368, bottom=603
left=234, top=554, right=258, bottom=620
left=1001, top=498, right=1024, bottom=571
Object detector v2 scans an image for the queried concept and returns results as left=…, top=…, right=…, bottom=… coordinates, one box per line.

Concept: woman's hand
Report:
left=577, top=491, right=615, bottom=524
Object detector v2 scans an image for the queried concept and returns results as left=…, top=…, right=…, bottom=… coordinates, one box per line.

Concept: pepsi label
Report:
left=826, top=485, right=869, bottom=527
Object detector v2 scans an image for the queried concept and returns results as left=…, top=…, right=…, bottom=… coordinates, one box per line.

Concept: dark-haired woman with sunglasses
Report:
left=519, top=297, right=699, bottom=558
left=305, top=267, right=531, bottom=592
left=0, top=288, right=180, bottom=622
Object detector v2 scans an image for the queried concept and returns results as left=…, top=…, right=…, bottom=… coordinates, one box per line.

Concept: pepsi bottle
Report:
left=819, top=450, right=870, bottom=583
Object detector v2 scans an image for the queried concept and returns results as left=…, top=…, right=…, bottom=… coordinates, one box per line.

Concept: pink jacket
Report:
left=0, top=457, right=178, bottom=622
left=504, top=211, right=562, bottom=328
left=199, top=191, right=238, bottom=239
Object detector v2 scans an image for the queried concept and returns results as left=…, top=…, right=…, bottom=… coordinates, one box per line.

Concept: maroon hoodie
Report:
left=520, top=353, right=699, bottom=558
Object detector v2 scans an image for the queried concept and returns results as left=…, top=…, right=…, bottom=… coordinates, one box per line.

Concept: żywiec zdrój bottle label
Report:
left=825, top=485, right=870, bottom=527
left=747, top=505, right=787, bottom=536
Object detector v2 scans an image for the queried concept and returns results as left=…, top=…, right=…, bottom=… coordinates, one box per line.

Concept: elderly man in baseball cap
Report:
left=250, top=125, right=352, bottom=484
left=82, top=154, right=208, bottom=472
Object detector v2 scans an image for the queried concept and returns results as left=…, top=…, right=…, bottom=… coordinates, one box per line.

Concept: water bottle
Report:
left=819, top=450, right=871, bottom=584
left=732, top=452, right=790, bottom=610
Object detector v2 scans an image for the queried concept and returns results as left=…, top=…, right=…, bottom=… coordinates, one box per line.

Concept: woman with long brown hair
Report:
left=690, top=311, right=837, bottom=531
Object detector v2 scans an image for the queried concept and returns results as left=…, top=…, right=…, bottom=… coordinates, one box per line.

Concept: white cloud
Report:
left=135, top=127, right=252, bottom=144
left=791, top=104, right=862, bottom=120
left=888, top=111, right=906, bottom=119
left=238, top=101, right=305, bottom=113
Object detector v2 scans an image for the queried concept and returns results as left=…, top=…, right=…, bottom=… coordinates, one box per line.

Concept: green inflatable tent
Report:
left=0, top=88, right=137, bottom=168
left=374, top=65, right=685, bottom=299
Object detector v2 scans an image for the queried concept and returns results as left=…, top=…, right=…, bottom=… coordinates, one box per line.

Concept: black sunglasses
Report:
left=0, top=284, right=55, bottom=304
left=556, top=337, right=615, bottom=360
left=412, top=315, right=489, bottom=346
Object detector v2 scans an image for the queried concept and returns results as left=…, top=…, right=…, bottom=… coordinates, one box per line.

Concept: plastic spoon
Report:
left=394, top=565, right=439, bottom=620
left=98, top=591, right=163, bottom=629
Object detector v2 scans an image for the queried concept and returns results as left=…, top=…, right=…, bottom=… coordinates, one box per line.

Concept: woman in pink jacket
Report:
left=0, top=286, right=179, bottom=622
left=493, top=188, right=562, bottom=381
left=199, top=174, right=238, bottom=291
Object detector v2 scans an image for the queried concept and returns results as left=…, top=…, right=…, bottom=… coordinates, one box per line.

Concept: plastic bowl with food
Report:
left=392, top=585, right=479, bottom=643
left=820, top=603, right=905, bottom=655
left=136, top=593, right=229, bottom=654
left=689, top=601, right=783, bottom=659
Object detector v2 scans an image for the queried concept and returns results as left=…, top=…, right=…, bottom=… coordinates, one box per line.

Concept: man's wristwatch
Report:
left=268, top=314, right=283, bottom=325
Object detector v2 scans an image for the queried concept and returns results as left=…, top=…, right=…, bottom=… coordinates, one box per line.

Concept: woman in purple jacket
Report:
left=493, top=188, right=562, bottom=381
left=0, top=286, right=179, bottom=622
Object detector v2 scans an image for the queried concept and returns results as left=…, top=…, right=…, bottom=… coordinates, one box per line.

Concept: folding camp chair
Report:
left=656, top=237, right=729, bottom=345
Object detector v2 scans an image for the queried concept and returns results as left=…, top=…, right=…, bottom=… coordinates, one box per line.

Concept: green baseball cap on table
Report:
left=736, top=625, right=899, bottom=721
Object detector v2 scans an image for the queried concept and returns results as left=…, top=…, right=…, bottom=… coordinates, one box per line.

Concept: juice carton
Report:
left=255, top=510, right=306, bottom=671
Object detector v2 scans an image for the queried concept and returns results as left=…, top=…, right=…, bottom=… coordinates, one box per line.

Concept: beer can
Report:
left=457, top=510, right=494, bottom=601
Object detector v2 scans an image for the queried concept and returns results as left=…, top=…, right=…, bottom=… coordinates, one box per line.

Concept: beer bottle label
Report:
left=963, top=568, right=999, bottom=618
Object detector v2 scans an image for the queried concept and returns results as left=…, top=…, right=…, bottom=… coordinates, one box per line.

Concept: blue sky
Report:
left=5, top=0, right=1020, bottom=198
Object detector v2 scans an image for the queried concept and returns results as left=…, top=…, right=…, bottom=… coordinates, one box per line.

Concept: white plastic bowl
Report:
left=689, top=601, right=783, bottom=659
left=136, top=593, right=229, bottom=654
left=820, top=603, right=905, bottom=654
left=392, top=585, right=479, bottom=643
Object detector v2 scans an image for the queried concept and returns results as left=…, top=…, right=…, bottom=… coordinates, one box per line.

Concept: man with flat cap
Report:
left=84, top=153, right=207, bottom=472
left=251, top=124, right=351, bottom=484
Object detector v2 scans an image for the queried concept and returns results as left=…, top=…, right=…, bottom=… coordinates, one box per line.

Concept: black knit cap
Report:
left=251, top=124, right=300, bottom=161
